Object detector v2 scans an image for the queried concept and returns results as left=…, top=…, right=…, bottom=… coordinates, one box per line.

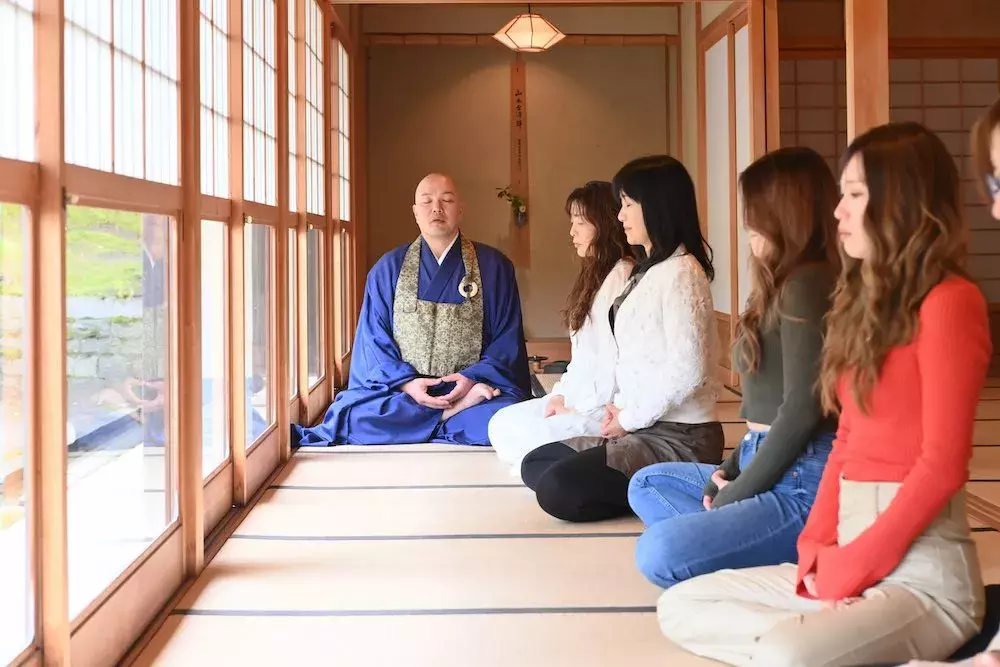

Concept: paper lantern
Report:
left=493, top=13, right=565, bottom=53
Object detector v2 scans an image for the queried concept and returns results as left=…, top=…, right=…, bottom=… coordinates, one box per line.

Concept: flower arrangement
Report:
left=496, top=186, right=528, bottom=226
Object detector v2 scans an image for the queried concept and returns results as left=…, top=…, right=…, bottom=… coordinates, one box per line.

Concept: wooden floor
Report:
left=131, top=379, right=1000, bottom=666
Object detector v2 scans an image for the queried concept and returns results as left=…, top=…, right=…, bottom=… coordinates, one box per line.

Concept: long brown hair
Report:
left=734, top=147, right=840, bottom=373
left=971, top=95, right=1000, bottom=201
left=820, top=122, right=968, bottom=414
left=562, top=181, right=634, bottom=332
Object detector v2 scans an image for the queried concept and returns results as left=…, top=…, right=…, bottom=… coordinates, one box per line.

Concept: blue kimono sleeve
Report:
left=352, top=257, right=419, bottom=391
left=458, top=255, right=531, bottom=400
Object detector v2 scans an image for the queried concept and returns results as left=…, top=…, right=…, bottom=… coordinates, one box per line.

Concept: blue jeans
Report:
left=627, top=429, right=833, bottom=588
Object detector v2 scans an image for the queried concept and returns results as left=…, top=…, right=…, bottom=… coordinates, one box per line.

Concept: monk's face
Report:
left=412, top=174, right=462, bottom=241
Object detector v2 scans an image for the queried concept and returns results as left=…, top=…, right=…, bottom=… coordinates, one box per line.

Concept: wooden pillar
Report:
left=34, top=0, right=71, bottom=663
left=275, top=0, right=291, bottom=461
left=178, top=0, right=205, bottom=576
left=845, top=0, right=889, bottom=140
left=748, top=0, right=780, bottom=155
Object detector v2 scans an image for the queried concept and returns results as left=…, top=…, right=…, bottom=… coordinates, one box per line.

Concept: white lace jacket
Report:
left=611, top=250, right=720, bottom=432
left=550, top=259, right=633, bottom=417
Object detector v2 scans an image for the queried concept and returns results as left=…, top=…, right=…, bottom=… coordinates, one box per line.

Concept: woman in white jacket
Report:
left=488, top=181, right=634, bottom=474
left=521, top=156, right=725, bottom=522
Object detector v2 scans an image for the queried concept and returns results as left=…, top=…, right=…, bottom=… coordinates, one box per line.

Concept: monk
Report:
left=292, top=173, right=532, bottom=446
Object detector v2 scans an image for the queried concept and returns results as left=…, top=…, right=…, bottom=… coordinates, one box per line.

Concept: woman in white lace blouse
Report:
left=488, top=181, right=634, bottom=474
left=521, top=155, right=725, bottom=523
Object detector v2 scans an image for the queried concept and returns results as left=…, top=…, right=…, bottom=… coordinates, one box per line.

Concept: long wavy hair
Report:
left=820, top=122, right=969, bottom=415
left=971, top=95, right=1000, bottom=201
left=734, top=147, right=840, bottom=373
left=611, top=155, right=715, bottom=281
left=561, top=181, right=635, bottom=332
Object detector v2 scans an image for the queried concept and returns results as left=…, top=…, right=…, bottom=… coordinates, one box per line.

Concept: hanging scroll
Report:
left=509, top=57, right=530, bottom=266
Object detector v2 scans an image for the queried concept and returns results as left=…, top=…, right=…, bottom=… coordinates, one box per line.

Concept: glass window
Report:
left=288, top=228, right=297, bottom=398
left=336, top=42, right=350, bottom=222
left=64, top=0, right=180, bottom=184
left=304, top=0, right=324, bottom=216
left=244, top=223, right=273, bottom=445
left=201, top=221, right=228, bottom=475
left=306, top=227, right=322, bottom=386
left=199, top=0, right=230, bottom=198
left=0, top=0, right=35, bottom=162
left=65, top=206, right=175, bottom=615
left=242, top=0, right=277, bottom=206
left=0, top=203, right=31, bottom=664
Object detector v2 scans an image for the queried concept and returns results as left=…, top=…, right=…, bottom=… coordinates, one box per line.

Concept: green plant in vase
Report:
left=496, top=186, right=528, bottom=227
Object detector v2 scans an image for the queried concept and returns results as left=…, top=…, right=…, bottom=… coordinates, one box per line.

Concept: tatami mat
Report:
left=132, top=381, right=1000, bottom=666
left=136, top=612, right=704, bottom=667
left=238, top=486, right=642, bottom=538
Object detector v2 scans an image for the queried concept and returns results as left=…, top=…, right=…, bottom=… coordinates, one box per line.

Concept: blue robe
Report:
left=292, top=237, right=531, bottom=446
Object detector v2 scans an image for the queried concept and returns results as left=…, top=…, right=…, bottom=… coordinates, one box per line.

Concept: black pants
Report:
left=520, top=442, right=631, bottom=522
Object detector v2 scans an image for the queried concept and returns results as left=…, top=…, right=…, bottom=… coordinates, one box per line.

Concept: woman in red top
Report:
left=656, top=121, right=993, bottom=666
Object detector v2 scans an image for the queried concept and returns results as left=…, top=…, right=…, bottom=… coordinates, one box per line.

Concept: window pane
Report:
left=200, top=5, right=230, bottom=199
left=201, top=221, right=228, bottom=475
left=0, top=0, right=36, bottom=161
left=244, top=223, right=272, bottom=445
left=306, top=227, right=322, bottom=386
left=0, top=203, right=31, bottom=663
left=288, top=228, right=297, bottom=398
left=242, top=0, right=277, bottom=206
left=65, top=0, right=179, bottom=183
left=65, top=206, right=175, bottom=616
left=304, top=0, right=324, bottom=216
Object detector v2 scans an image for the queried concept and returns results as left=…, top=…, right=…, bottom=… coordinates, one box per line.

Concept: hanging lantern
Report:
left=493, top=12, right=566, bottom=53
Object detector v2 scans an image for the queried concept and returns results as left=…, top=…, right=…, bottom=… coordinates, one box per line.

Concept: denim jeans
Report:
left=627, top=429, right=834, bottom=588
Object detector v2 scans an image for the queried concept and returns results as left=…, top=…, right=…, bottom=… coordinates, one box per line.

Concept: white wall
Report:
left=705, top=36, right=732, bottom=315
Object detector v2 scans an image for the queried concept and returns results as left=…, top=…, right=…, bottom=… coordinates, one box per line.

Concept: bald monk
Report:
left=292, top=173, right=532, bottom=446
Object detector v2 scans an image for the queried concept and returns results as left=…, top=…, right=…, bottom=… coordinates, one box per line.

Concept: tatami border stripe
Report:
left=171, top=606, right=657, bottom=618
left=229, top=532, right=642, bottom=542
left=268, top=483, right=523, bottom=490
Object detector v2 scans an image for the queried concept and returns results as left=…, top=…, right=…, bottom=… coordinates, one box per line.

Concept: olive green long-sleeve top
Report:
left=705, top=263, right=838, bottom=507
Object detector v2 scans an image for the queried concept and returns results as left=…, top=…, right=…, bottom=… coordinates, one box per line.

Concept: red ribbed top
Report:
left=796, top=276, right=993, bottom=601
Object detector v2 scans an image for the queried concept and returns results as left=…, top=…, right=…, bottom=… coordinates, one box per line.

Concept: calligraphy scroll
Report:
left=509, top=58, right=530, bottom=266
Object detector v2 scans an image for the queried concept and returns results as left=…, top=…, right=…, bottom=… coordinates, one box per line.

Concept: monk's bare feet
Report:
left=441, top=383, right=500, bottom=421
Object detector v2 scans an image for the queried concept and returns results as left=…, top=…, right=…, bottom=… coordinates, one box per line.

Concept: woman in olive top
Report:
left=627, top=147, right=840, bottom=588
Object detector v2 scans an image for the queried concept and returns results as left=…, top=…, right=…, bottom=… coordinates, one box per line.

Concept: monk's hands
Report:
left=701, top=470, right=729, bottom=510
left=439, top=373, right=475, bottom=404
left=401, top=377, right=453, bottom=410
left=600, top=404, right=627, bottom=438
left=543, top=395, right=573, bottom=418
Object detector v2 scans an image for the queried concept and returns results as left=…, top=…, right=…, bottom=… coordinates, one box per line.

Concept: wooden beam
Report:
left=34, top=0, right=71, bottom=662
left=334, top=0, right=686, bottom=4
left=364, top=33, right=679, bottom=47
left=845, top=0, right=888, bottom=140
left=178, top=0, right=205, bottom=577
left=508, top=58, right=530, bottom=267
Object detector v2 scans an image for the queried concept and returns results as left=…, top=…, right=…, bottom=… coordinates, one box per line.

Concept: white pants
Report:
left=657, top=479, right=984, bottom=667
left=487, top=397, right=604, bottom=475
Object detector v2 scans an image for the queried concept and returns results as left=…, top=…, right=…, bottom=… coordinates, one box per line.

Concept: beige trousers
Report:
left=657, top=479, right=985, bottom=667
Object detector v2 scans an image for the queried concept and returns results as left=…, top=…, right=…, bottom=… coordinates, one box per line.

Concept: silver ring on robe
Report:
left=459, top=278, right=479, bottom=299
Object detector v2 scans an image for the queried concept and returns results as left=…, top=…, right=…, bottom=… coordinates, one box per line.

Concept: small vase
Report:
left=515, top=210, right=528, bottom=228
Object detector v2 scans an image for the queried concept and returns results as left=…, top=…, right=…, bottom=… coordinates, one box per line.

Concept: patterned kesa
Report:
left=392, top=236, right=484, bottom=377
